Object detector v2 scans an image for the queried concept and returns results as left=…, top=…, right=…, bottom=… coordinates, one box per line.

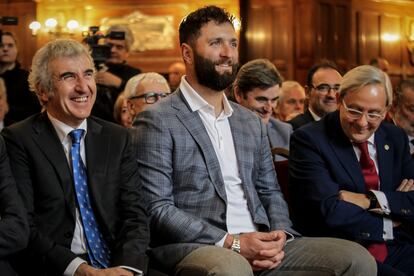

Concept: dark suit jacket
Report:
left=2, top=113, right=149, bottom=276
left=0, top=136, right=29, bottom=276
left=133, top=90, right=297, bottom=272
left=287, top=109, right=315, bottom=130
left=289, top=111, right=414, bottom=244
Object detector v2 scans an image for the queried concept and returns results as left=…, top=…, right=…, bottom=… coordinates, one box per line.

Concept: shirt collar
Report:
left=47, top=112, right=88, bottom=144
left=179, top=77, right=233, bottom=117
left=308, top=107, right=322, bottom=121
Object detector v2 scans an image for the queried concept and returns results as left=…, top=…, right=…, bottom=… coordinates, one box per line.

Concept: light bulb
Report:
left=45, top=18, right=58, bottom=28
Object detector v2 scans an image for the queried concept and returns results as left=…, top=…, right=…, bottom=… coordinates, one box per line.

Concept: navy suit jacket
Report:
left=289, top=111, right=414, bottom=243
left=287, top=109, right=315, bottom=130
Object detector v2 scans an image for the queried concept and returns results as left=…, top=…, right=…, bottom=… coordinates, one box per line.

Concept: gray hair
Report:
left=339, top=65, right=393, bottom=106
left=107, top=25, right=134, bottom=51
left=123, top=72, right=170, bottom=99
left=280, top=81, right=305, bottom=101
left=28, top=39, right=93, bottom=99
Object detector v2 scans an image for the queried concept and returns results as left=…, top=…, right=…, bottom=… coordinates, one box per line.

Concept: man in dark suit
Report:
left=133, top=5, right=376, bottom=276
left=290, top=65, right=414, bottom=275
left=2, top=39, right=149, bottom=276
left=233, top=58, right=292, bottom=161
left=288, top=61, right=342, bottom=130
left=0, top=135, right=29, bottom=276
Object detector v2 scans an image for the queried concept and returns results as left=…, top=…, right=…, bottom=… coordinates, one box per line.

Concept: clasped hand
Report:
left=239, top=231, right=286, bottom=271
left=75, top=263, right=134, bottom=276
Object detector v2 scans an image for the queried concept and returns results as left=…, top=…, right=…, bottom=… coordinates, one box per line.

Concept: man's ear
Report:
left=181, top=43, right=193, bottom=65
left=36, top=85, right=50, bottom=104
left=233, top=85, right=243, bottom=104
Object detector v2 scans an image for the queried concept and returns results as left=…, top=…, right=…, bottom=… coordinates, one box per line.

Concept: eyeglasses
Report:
left=342, top=100, right=385, bottom=122
left=310, top=83, right=340, bottom=94
left=129, top=92, right=170, bottom=104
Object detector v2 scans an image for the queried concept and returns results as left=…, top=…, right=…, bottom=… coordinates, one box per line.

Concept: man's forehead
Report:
left=107, top=38, right=126, bottom=46
left=50, top=55, right=93, bottom=71
left=199, top=21, right=236, bottom=38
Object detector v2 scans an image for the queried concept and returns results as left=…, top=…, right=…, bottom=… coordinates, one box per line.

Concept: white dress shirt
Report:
left=352, top=134, right=393, bottom=240
left=180, top=78, right=258, bottom=244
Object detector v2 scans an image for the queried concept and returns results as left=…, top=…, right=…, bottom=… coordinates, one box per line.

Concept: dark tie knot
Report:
left=69, top=129, right=85, bottom=145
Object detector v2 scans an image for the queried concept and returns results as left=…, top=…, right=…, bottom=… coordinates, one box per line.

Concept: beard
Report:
left=193, top=52, right=238, bottom=92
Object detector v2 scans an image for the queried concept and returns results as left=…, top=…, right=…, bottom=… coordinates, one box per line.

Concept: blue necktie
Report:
left=69, top=129, right=111, bottom=268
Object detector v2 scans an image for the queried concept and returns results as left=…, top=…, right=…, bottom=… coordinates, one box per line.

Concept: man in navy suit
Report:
left=290, top=65, right=414, bottom=275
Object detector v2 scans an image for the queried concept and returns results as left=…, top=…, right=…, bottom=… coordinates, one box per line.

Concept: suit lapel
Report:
left=84, top=118, right=108, bottom=220
left=228, top=105, right=248, bottom=189
left=172, top=91, right=227, bottom=202
left=32, top=113, right=76, bottom=217
left=327, top=112, right=366, bottom=192
left=375, top=125, right=394, bottom=192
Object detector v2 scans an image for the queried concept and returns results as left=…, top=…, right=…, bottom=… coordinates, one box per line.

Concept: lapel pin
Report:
left=384, top=144, right=390, bottom=151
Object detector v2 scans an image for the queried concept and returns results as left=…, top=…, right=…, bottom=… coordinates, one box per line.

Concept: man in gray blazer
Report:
left=233, top=59, right=292, bottom=161
left=133, top=5, right=376, bottom=276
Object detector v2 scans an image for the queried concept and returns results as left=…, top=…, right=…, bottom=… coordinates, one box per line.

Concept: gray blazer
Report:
left=267, top=118, right=292, bottom=161
left=133, top=90, right=296, bottom=271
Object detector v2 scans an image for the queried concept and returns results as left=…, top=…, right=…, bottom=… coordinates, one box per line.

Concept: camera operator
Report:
left=0, top=32, right=40, bottom=126
left=92, top=25, right=141, bottom=122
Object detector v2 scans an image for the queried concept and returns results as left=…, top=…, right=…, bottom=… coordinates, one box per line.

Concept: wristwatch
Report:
left=231, top=234, right=241, bottom=253
left=366, top=191, right=378, bottom=210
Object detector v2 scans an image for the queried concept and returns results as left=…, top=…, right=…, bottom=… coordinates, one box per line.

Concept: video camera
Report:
left=82, top=26, right=125, bottom=68
left=0, top=16, right=18, bottom=46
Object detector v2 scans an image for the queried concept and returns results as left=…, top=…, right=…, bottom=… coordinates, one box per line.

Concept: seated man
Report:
left=275, top=80, right=306, bottom=122
left=0, top=134, right=28, bottom=276
left=233, top=59, right=292, bottom=161
left=134, top=5, right=376, bottom=276
left=290, top=65, right=414, bottom=275
left=2, top=39, right=149, bottom=276
left=123, top=72, right=170, bottom=120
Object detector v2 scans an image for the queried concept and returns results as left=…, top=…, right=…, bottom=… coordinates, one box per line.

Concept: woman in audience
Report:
left=113, top=93, right=133, bottom=128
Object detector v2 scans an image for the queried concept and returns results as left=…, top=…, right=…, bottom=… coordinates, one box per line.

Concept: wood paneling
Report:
left=241, top=0, right=294, bottom=80
left=352, top=0, right=414, bottom=87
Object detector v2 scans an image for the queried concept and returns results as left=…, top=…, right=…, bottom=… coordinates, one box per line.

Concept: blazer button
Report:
left=64, top=232, right=72, bottom=239
left=361, top=232, right=370, bottom=238
left=220, top=213, right=226, bottom=220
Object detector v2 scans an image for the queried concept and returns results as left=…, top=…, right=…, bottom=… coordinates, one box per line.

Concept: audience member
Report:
left=290, top=65, right=414, bottom=275
left=168, top=61, right=186, bottom=91
left=93, top=25, right=141, bottom=122
left=2, top=39, right=149, bottom=276
left=370, top=57, right=390, bottom=73
left=275, top=80, right=306, bottom=121
left=133, top=6, right=376, bottom=276
left=0, top=134, right=29, bottom=276
left=124, top=72, right=170, bottom=119
left=233, top=59, right=292, bottom=160
left=113, top=92, right=133, bottom=128
left=390, top=79, right=414, bottom=155
left=0, top=32, right=41, bottom=126
left=0, top=78, right=9, bottom=130
left=288, top=61, right=342, bottom=130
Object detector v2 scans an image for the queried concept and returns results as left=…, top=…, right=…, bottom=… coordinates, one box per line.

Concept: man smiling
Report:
left=234, top=59, right=292, bottom=160
left=2, top=39, right=149, bottom=276
left=290, top=65, right=414, bottom=275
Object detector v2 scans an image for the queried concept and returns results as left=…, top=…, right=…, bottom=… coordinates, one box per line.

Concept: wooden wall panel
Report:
left=242, top=0, right=293, bottom=79
left=352, top=0, right=414, bottom=86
